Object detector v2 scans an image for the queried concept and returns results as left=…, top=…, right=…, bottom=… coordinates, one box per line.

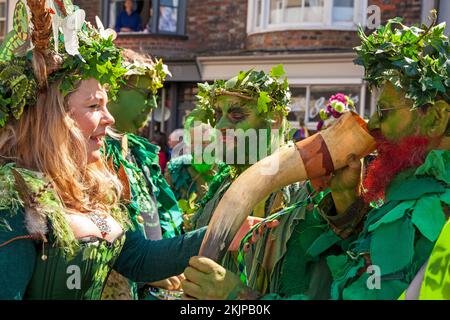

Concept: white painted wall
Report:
left=439, top=0, right=450, bottom=34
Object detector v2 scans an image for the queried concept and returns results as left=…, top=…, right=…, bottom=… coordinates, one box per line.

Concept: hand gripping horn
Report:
left=198, top=112, right=376, bottom=262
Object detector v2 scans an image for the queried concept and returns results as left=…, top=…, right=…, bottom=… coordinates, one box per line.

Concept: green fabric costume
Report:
left=0, top=163, right=205, bottom=300
left=326, top=150, right=449, bottom=300
left=190, top=163, right=233, bottom=230
left=189, top=158, right=362, bottom=300
left=233, top=182, right=363, bottom=300
left=102, top=133, right=184, bottom=299
left=105, top=133, right=183, bottom=239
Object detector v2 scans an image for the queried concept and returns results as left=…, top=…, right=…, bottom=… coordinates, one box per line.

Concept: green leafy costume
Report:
left=0, top=163, right=205, bottom=300
left=166, top=154, right=212, bottom=201
left=326, top=150, right=449, bottom=300
left=189, top=160, right=364, bottom=300
left=232, top=182, right=365, bottom=300
left=190, top=163, right=233, bottom=229
left=101, top=133, right=184, bottom=300
left=105, top=133, right=183, bottom=239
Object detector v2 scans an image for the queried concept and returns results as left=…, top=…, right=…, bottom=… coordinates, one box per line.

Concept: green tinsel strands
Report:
left=196, top=162, right=231, bottom=208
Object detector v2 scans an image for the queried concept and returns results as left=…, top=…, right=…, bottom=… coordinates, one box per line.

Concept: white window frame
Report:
left=0, top=0, right=9, bottom=39
left=103, top=0, right=187, bottom=36
left=247, top=0, right=368, bottom=35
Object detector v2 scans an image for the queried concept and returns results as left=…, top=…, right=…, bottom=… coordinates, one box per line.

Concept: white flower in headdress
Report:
left=162, top=63, right=172, bottom=78
left=62, top=9, right=85, bottom=56
left=95, top=16, right=117, bottom=40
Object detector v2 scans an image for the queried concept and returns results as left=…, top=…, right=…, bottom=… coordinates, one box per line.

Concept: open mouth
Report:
left=90, top=134, right=105, bottom=147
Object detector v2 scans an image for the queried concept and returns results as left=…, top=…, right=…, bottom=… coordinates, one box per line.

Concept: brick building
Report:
left=0, top=0, right=449, bottom=135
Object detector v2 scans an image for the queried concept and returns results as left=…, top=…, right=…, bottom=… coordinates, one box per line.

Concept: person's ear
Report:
left=421, top=100, right=449, bottom=138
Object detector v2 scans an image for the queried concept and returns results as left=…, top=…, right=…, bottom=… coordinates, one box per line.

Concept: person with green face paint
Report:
left=188, top=66, right=291, bottom=230
left=180, top=67, right=368, bottom=300
left=101, top=49, right=185, bottom=300
left=181, top=14, right=450, bottom=300
left=324, top=14, right=450, bottom=300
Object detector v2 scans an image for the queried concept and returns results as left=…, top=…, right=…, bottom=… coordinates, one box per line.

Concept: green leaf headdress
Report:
left=0, top=0, right=169, bottom=129
left=354, top=10, right=450, bottom=109
left=195, top=65, right=291, bottom=126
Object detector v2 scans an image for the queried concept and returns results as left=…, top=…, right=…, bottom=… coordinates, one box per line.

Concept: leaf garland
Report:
left=0, top=58, right=37, bottom=127
left=354, top=11, right=450, bottom=108
left=0, top=16, right=170, bottom=128
left=49, top=28, right=127, bottom=100
left=196, top=65, right=291, bottom=126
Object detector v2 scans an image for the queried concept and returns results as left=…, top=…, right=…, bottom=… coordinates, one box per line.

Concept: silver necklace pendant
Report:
left=88, top=212, right=112, bottom=238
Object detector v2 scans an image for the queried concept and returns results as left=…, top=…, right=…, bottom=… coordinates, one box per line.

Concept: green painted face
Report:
left=214, top=94, right=278, bottom=165
left=368, top=82, right=422, bottom=142
left=108, top=75, right=157, bottom=134
left=215, top=95, right=267, bottom=131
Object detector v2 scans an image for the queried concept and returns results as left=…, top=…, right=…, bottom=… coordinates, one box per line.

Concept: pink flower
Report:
left=329, top=93, right=347, bottom=104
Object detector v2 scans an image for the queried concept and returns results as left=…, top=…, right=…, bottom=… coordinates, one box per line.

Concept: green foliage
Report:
left=0, top=14, right=170, bottom=128
left=124, top=57, right=170, bottom=95
left=0, top=58, right=37, bottom=127
left=354, top=11, right=450, bottom=108
left=51, top=29, right=127, bottom=100
left=178, top=192, right=198, bottom=215
left=195, top=65, right=291, bottom=126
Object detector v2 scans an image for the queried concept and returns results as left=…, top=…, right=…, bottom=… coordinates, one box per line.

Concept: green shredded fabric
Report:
left=328, top=150, right=450, bottom=300
left=0, top=163, right=77, bottom=257
left=368, top=200, right=415, bottom=232
left=371, top=217, right=415, bottom=275
left=167, top=154, right=197, bottom=201
left=411, top=195, right=446, bottom=242
left=104, top=133, right=183, bottom=239
left=415, top=150, right=450, bottom=185
left=196, top=162, right=230, bottom=208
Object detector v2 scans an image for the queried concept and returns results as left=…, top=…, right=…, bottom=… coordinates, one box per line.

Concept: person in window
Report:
left=115, top=0, right=142, bottom=33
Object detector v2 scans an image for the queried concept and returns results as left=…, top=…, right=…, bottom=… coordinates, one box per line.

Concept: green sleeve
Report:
left=260, top=293, right=310, bottom=300
left=0, top=209, right=36, bottom=299
left=114, top=226, right=206, bottom=282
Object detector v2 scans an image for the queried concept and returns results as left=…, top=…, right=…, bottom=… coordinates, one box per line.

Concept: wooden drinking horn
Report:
left=198, top=111, right=376, bottom=262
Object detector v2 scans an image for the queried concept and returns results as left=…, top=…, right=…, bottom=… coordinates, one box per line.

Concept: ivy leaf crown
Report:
left=195, top=65, right=292, bottom=126
left=354, top=10, right=450, bottom=109
left=0, top=0, right=170, bottom=129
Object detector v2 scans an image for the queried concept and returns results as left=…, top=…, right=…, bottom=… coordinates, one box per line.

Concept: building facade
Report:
left=0, top=0, right=447, bottom=135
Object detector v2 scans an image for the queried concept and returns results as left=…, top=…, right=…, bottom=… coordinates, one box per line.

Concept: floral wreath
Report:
left=317, top=93, right=355, bottom=131
left=0, top=0, right=170, bottom=128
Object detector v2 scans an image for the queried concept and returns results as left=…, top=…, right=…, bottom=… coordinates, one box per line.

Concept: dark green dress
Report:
left=0, top=164, right=205, bottom=300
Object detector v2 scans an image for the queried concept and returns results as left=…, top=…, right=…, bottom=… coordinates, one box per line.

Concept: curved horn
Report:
left=199, top=112, right=376, bottom=261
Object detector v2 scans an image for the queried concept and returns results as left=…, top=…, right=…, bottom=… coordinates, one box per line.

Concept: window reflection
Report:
left=107, top=0, right=184, bottom=35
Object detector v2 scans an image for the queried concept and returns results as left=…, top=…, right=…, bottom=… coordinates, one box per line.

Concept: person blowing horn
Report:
left=181, top=14, right=450, bottom=300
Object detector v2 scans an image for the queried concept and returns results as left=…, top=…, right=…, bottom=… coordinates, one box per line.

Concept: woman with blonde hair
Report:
left=0, top=0, right=204, bottom=299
